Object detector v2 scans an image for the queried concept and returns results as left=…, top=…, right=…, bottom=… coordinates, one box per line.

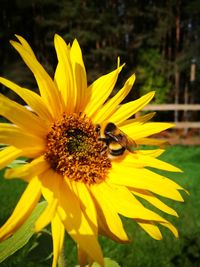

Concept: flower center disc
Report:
left=45, top=113, right=111, bottom=184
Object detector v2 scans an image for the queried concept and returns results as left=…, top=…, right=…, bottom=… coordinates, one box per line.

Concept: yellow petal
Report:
left=78, top=246, right=88, bottom=267
left=136, top=137, right=169, bottom=148
left=84, top=65, right=124, bottom=118
left=0, top=123, right=45, bottom=154
left=0, top=177, right=41, bottom=240
left=92, top=74, right=136, bottom=124
left=0, top=94, right=47, bottom=137
left=100, top=182, right=179, bottom=239
left=136, top=149, right=165, bottom=158
left=70, top=39, right=88, bottom=112
left=160, top=221, right=178, bottom=238
left=121, top=122, right=174, bottom=140
left=109, top=163, right=184, bottom=201
left=54, top=34, right=75, bottom=113
left=136, top=220, right=163, bottom=240
left=40, top=169, right=104, bottom=266
left=0, top=77, right=53, bottom=123
left=15, top=34, right=36, bottom=58
left=133, top=189, right=178, bottom=217
left=77, top=246, right=97, bottom=267
left=97, top=215, right=129, bottom=243
left=90, top=184, right=129, bottom=242
left=109, top=91, right=155, bottom=125
left=40, top=169, right=61, bottom=202
left=34, top=197, right=58, bottom=232
left=59, top=179, right=104, bottom=266
left=70, top=181, right=98, bottom=234
left=96, top=182, right=168, bottom=222
left=5, top=156, right=49, bottom=181
left=10, top=40, right=64, bottom=118
left=23, top=148, right=46, bottom=158
left=120, top=112, right=156, bottom=127
left=51, top=214, right=65, bottom=267
left=88, top=257, right=95, bottom=267
left=0, top=146, right=23, bottom=170
left=126, top=152, right=183, bottom=172
left=139, top=218, right=178, bottom=238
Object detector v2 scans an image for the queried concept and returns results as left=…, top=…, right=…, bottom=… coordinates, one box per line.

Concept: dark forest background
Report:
left=0, top=0, right=200, bottom=107
left=0, top=2, right=200, bottom=266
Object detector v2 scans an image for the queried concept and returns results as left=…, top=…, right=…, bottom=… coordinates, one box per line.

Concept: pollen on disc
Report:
left=45, top=113, right=111, bottom=184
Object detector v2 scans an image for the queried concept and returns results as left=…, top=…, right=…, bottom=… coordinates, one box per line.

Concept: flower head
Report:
left=0, top=34, right=185, bottom=266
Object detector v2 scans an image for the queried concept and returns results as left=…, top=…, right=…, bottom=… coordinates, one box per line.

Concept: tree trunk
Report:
left=174, top=1, right=181, bottom=123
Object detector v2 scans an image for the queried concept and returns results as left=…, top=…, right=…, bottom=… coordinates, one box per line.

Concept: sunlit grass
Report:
left=0, top=145, right=199, bottom=267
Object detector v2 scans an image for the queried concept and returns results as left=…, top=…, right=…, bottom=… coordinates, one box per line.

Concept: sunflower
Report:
left=0, top=35, right=185, bottom=267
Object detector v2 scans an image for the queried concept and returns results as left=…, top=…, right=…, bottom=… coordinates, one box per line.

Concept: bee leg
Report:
left=95, top=124, right=101, bottom=134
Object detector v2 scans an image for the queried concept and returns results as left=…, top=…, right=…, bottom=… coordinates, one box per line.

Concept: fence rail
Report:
left=143, top=104, right=200, bottom=111
left=142, top=104, right=200, bottom=129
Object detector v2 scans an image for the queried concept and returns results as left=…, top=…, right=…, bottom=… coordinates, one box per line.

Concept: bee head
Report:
left=104, top=122, right=116, bottom=134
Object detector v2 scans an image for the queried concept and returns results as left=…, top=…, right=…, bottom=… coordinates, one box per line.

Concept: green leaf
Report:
left=0, top=201, right=47, bottom=263
left=86, top=258, right=121, bottom=267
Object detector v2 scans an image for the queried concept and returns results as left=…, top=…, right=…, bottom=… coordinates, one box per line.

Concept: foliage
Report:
left=0, top=145, right=200, bottom=266
left=0, top=0, right=200, bottom=105
left=0, top=201, right=48, bottom=267
left=137, top=48, right=172, bottom=103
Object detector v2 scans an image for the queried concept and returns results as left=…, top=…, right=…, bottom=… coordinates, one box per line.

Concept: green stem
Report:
left=58, top=246, right=66, bottom=267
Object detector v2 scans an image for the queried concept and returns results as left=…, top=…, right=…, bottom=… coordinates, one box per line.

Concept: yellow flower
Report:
left=0, top=35, right=184, bottom=267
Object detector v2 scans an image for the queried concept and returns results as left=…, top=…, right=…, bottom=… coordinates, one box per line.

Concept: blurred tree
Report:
left=136, top=48, right=172, bottom=103
left=0, top=0, right=199, bottom=107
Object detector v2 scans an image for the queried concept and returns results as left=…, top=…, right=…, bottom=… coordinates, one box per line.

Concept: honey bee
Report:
left=96, top=122, right=137, bottom=157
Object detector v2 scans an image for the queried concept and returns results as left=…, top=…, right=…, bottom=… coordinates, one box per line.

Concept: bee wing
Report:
left=107, top=127, right=137, bottom=153
left=125, top=135, right=137, bottom=152
left=115, top=129, right=137, bottom=151
left=106, top=132, right=119, bottom=143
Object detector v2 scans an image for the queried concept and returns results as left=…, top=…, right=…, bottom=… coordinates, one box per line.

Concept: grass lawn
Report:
left=0, top=145, right=200, bottom=267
